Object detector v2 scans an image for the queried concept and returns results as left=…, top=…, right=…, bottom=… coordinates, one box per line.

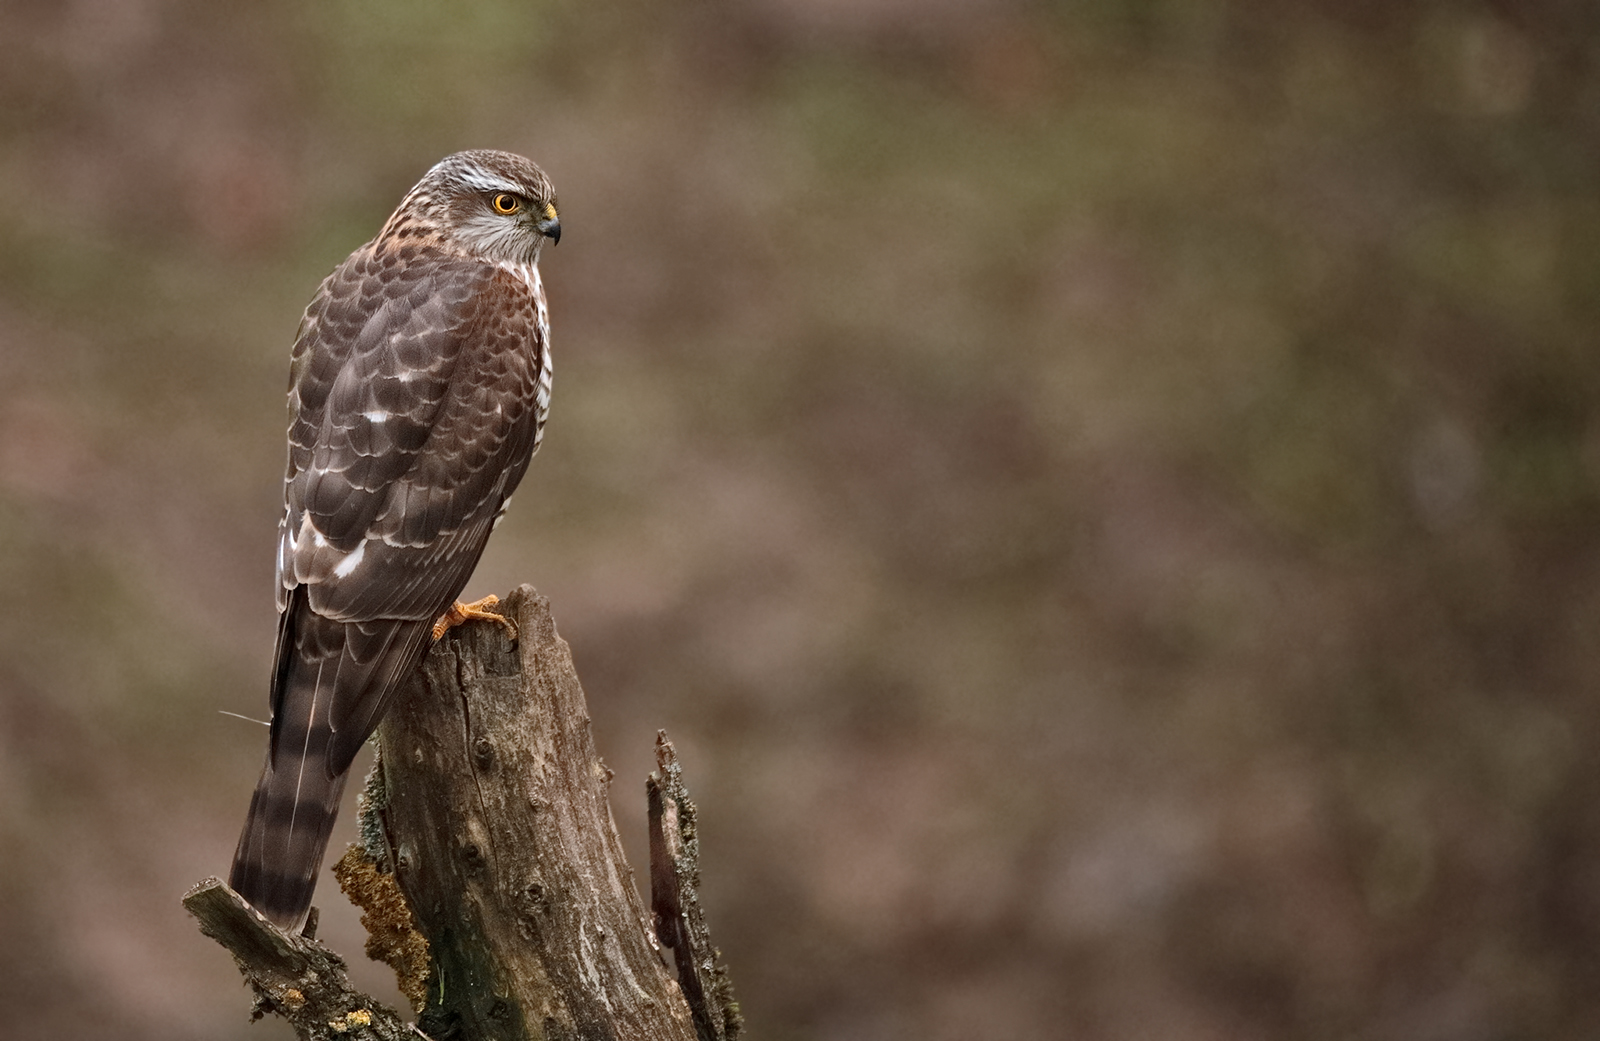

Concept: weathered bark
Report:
left=371, top=585, right=699, bottom=1041
left=649, top=734, right=743, bottom=1041
left=191, top=586, right=737, bottom=1041
left=182, top=878, right=416, bottom=1040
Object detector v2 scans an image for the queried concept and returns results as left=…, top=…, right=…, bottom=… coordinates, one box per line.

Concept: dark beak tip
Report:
left=548, top=222, right=561, bottom=245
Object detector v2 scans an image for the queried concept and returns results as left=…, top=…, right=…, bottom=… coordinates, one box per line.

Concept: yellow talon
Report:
left=432, top=595, right=517, bottom=641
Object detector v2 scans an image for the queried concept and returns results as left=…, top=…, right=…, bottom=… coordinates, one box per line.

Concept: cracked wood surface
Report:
left=649, top=733, right=743, bottom=1041
left=375, top=585, right=698, bottom=1041
left=182, top=878, right=417, bottom=1041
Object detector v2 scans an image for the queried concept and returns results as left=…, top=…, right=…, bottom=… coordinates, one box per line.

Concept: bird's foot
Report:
left=432, top=595, right=518, bottom=641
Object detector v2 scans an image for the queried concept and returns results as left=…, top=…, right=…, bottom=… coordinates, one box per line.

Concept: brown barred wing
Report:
left=280, top=258, right=546, bottom=624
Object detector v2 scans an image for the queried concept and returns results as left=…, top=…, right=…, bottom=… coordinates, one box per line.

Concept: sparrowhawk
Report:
left=230, top=150, right=561, bottom=929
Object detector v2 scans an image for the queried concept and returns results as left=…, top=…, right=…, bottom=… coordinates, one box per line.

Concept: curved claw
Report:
left=432, top=595, right=518, bottom=641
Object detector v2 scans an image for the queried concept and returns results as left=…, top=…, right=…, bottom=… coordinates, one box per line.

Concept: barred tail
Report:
left=229, top=592, right=433, bottom=931
left=229, top=747, right=349, bottom=930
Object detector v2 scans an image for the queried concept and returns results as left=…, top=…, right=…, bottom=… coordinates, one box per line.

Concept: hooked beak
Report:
left=538, top=202, right=561, bottom=245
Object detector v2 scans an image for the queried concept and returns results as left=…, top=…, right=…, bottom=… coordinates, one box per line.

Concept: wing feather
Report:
left=278, top=247, right=546, bottom=620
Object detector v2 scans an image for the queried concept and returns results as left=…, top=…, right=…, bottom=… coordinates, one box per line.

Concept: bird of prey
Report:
left=230, top=150, right=561, bottom=929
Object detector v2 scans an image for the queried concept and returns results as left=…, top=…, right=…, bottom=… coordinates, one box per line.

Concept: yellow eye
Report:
left=491, top=193, right=521, bottom=215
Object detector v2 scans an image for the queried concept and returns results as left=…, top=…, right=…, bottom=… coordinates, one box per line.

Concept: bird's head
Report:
left=382, top=150, right=560, bottom=264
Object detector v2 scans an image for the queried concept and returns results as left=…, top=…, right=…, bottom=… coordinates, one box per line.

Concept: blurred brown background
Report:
left=2, top=0, right=1598, bottom=1038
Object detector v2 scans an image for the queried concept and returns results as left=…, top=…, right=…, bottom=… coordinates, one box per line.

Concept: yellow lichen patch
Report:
left=328, top=1007, right=375, bottom=1033
left=333, top=843, right=433, bottom=1012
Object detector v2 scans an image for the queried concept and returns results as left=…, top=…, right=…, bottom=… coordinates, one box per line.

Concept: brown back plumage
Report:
left=230, top=151, right=560, bottom=929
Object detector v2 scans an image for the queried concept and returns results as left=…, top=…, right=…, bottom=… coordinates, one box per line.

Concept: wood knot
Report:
left=521, top=881, right=551, bottom=918
left=473, top=737, right=495, bottom=770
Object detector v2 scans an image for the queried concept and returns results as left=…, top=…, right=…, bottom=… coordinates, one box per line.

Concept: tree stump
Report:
left=187, top=586, right=738, bottom=1041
